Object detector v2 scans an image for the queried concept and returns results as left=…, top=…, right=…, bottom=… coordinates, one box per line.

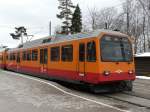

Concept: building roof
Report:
left=135, top=52, right=150, bottom=57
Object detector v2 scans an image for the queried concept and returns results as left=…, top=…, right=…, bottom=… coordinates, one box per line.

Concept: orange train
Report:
left=0, top=30, right=135, bottom=92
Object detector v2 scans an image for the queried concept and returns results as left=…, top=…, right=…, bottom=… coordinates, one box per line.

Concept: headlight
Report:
left=128, top=70, right=134, bottom=74
left=103, top=71, right=110, bottom=76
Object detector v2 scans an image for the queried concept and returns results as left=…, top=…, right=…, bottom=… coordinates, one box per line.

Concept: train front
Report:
left=98, top=33, right=135, bottom=90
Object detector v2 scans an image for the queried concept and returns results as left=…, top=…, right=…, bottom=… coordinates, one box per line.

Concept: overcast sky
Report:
left=0, top=0, right=121, bottom=48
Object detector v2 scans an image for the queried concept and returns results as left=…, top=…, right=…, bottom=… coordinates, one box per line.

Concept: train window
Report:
left=17, top=52, right=20, bottom=63
left=51, top=47, right=60, bottom=61
left=43, top=48, right=48, bottom=64
left=8, top=54, right=10, bottom=60
left=10, top=54, right=12, bottom=60
left=79, top=43, right=85, bottom=62
left=27, top=51, right=31, bottom=61
left=9, top=55, right=11, bottom=60
left=6, top=55, right=8, bottom=60
left=8, top=54, right=11, bottom=61
left=40, top=49, right=43, bottom=64
left=9, top=54, right=11, bottom=60
left=101, top=36, right=133, bottom=62
left=13, top=53, right=16, bottom=60
left=9, top=53, right=15, bottom=61
left=40, top=48, right=48, bottom=64
left=0, top=56, right=2, bottom=61
left=22, top=51, right=27, bottom=61
left=87, top=41, right=96, bottom=62
left=32, top=50, right=38, bottom=61
left=61, top=45, right=73, bottom=62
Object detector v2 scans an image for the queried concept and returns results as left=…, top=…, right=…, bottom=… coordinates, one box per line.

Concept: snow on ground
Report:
left=136, top=76, right=150, bottom=80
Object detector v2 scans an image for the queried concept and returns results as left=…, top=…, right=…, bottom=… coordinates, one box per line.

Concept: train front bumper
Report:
left=98, top=72, right=136, bottom=84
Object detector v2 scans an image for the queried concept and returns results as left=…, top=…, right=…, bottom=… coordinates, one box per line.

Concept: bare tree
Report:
left=97, top=7, right=118, bottom=30
left=87, top=7, right=99, bottom=30
left=136, top=0, right=150, bottom=52
left=54, top=25, right=62, bottom=34
left=84, top=0, right=150, bottom=53
left=87, top=7, right=118, bottom=30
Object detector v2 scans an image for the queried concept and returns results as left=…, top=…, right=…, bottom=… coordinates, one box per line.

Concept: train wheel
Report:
left=125, top=80, right=133, bottom=91
left=89, top=84, right=113, bottom=93
left=118, top=81, right=133, bottom=91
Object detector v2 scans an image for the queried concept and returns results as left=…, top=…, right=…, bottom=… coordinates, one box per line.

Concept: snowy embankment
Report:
left=136, top=76, right=150, bottom=80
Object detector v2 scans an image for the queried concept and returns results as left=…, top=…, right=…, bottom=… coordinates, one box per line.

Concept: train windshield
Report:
left=101, top=35, right=133, bottom=62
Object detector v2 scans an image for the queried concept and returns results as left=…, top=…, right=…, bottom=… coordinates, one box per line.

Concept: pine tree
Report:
left=57, top=0, right=75, bottom=34
left=71, top=4, right=82, bottom=34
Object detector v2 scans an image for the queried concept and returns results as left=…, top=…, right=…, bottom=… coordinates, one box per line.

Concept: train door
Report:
left=16, top=52, right=20, bottom=72
left=0, top=53, right=3, bottom=69
left=40, top=48, right=48, bottom=75
left=78, top=43, right=86, bottom=79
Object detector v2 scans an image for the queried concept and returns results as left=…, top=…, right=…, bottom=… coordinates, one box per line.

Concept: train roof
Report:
left=7, top=29, right=127, bottom=52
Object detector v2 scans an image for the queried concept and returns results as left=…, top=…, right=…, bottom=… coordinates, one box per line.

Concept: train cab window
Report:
left=22, top=51, right=27, bottom=61
left=61, top=45, right=73, bottom=62
left=79, top=43, right=85, bottom=62
left=87, top=41, right=96, bottom=62
left=51, top=47, right=60, bottom=61
left=27, top=51, right=31, bottom=61
left=32, top=50, right=38, bottom=61
left=101, top=36, right=133, bottom=62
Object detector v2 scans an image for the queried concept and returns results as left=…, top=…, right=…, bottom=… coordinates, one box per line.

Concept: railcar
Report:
left=0, top=49, right=6, bottom=69
left=0, top=30, right=136, bottom=92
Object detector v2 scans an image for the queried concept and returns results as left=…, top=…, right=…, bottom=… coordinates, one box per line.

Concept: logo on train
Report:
left=115, top=70, right=123, bottom=74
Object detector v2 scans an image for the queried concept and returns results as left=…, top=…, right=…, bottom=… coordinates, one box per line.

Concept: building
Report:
left=135, top=52, right=150, bottom=76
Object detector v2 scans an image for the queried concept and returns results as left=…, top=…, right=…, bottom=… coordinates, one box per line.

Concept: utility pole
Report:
left=143, top=15, right=146, bottom=52
left=105, top=22, right=108, bottom=29
left=20, top=32, right=23, bottom=45
left=49, top=21, right=51, bottom=36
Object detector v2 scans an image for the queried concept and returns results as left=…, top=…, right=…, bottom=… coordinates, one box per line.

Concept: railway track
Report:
left=56, top=81, right=150, bottom=109
left=102, top=80, right=150, bottom=109
left=134, top=79, right=150, bottom=85
left=104, top=93, right=150, bottom=109
left=123, top=91, right=150, bottom=100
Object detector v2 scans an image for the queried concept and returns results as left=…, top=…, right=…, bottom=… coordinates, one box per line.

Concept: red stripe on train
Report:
left=5, top=64, right=135, bottom=84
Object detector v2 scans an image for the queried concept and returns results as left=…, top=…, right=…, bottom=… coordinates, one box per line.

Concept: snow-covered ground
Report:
left=136, top=76, right=150, bottom=80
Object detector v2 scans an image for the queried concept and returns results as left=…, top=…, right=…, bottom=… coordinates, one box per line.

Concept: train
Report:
left=0, top=30, right=135, bottom=92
